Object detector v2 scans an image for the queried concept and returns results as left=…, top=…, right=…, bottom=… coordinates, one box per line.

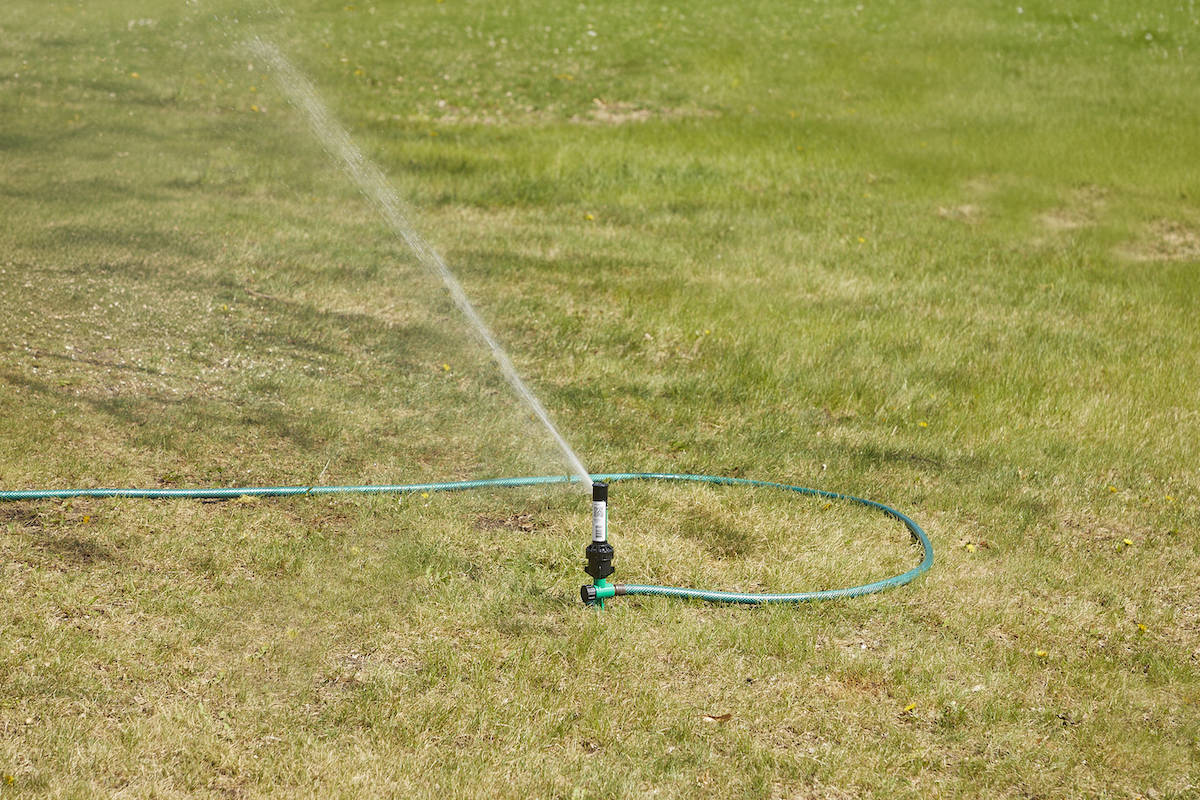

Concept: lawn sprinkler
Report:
left=580, top=481, right=618, bottom=608
left=0, top=474, right=933, bottom=607
left=572, top=474, right=932, bottom=608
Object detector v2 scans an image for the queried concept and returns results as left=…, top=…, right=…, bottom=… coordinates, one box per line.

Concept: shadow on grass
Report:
left=0, top=283, right=467, bottom=473
left=36, top=533, right=115, bottom=567
left=0, top=366, right=336, bottom=472
left=35, top=223, right=213, bottom=267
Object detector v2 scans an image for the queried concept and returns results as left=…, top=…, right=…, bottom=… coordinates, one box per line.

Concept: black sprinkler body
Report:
left=584, top=540, right=615, bottom=581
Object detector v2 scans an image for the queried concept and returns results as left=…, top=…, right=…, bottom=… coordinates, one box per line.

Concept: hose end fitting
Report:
left=580, top=583, right=618, bottom=605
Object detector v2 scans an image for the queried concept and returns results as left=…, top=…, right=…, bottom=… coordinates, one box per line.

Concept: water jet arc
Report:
left=246, top=37, right=592, bottom=491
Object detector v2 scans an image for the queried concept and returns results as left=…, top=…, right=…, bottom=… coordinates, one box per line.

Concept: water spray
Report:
left=226, top=42, right=932, bottom=605
left=1, top=42, right=934, bottom=608
left=246, top=38, right=592, bottom=492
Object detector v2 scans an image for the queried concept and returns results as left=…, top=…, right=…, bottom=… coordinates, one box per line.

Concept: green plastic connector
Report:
left=580, top=580, right=617, bottom=606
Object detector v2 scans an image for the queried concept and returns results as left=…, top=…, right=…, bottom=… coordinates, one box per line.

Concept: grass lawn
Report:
left=2, top=0, right=1199, bottom=796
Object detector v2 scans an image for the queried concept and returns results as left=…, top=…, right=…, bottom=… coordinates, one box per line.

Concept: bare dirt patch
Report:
left=474, top=512, right=538, bottom=532
left=1039, top=184, right=1110, bottom=232
left=388, top=99, right=718, bottom=128
left=571, top=98, right=719, bottom=126
left=936, top=204, right=981, bottom=223
left=1122, top=219, right=1200, bottom=262
left=1039, top=208, right=1090, bottom=231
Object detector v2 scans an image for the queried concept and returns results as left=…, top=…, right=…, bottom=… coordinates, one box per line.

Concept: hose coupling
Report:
left=581, top=583, right=621, bottom=604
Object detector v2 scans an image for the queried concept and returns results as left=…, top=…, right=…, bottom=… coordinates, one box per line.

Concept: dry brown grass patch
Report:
left=1039, top=185, right=1110, bottom=232
left=1122, top=219, right=1200, bottom=262
left=571, top=99, right=720, bottom=126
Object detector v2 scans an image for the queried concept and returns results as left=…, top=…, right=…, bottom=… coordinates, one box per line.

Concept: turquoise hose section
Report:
left=0, top=472, right=933, bottom=604
left=0, top=476, right=566, bottom=501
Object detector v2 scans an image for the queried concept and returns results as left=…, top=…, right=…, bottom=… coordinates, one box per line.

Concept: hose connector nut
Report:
left=581, top=583, right=618, bottom=605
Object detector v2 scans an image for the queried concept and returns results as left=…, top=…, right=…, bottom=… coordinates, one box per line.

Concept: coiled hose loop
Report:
left=0, top=472, right=932, bottom=604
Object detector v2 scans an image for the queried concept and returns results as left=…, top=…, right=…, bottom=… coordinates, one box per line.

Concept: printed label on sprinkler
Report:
left=592, top=501, right=607, bottom=542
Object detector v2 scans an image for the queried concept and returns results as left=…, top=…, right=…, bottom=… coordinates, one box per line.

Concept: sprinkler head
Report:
left=585, top=481, right=613, bottom=580
left=582, top=481, right=615, bottom=606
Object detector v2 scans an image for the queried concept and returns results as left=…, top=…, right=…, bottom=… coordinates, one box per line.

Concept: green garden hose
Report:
left=0, top=472, right=933, bottom=605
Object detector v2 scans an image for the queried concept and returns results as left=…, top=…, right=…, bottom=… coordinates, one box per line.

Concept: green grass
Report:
left=3, top=0, right=1200, bottom=796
